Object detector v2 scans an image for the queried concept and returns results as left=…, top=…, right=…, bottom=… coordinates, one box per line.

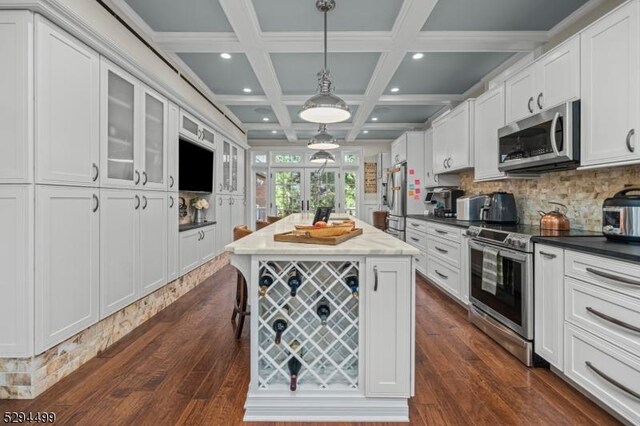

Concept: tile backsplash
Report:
left=459, top=165, right=640, bottom=231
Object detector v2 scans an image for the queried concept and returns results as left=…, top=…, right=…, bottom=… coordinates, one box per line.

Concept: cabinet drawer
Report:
left=426, top=223, right=461, bottom=243
left=565, top=277, right=640, bottom=356
left=406, top=229, right=427, bottom=250
left=565, top=324, right=640, bottom=424
left=565, top=251, right=640, bottom=300
left=426, top=255, right=460, bottom=299
left=406, top=219, right=428, bottom=234
left=427, top=235, right=460, bottom=268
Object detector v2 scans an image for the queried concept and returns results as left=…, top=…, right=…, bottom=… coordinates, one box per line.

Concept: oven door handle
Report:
left=468, top=240, right=529, bottom=263
left=550, top=111, right=561, bottom=156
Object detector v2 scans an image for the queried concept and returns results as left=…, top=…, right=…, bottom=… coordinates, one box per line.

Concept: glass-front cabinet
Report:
left=217, top=138, right=244, bottom=194
left=141, top=88, right=167, bottom=190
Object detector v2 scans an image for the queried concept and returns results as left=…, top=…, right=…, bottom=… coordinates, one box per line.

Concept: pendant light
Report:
left=299, top=0, right=351, bottom=124
left=308, top=124, right=340, bottom=150
left=310, top=150, right=336, bottom=163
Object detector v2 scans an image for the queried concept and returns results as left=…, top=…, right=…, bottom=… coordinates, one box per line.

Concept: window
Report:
left=273, top=153, right=303, bottom=164
left=253, top=153, right=268, bottom=165
left=343, top=171, right=357, bottom=216
left=342, top=151, right=360, bottom=166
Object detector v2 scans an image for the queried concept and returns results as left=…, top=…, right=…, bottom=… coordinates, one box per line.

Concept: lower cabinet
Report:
left=365, top=257, right=411, bottom=397
left=180, top=225, right=217, bottom=275
left=35, top=185, right=100, bottom=353
left=426, top=255, right=461, bottom=300
left=215, top=195, right=244, bottom=254
left=139, top=192, right=167, bottom=296
left=167, top=194, right=179, bottom=282
left=200, top=225, right=216, bottom=263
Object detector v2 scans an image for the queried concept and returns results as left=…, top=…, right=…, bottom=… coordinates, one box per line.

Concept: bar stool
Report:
left=256, top=220, right=270, bottom=230
left=231, top=225, right=252, bottom=339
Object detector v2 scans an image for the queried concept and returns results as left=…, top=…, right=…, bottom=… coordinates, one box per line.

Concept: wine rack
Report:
left=257, top=260, right=360, bottom=391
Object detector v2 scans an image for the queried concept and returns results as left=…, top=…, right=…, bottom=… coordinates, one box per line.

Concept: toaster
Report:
left=456, top=195, right=489, bottom=221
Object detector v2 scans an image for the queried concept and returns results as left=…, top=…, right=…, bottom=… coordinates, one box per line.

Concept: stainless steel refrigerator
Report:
left=384, top=163, right=406, bottom=240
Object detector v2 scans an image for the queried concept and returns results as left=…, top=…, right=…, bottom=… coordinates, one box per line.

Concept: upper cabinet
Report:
left=0, top=11, right=32, bottom=184
left=474, top=85, right=506, bottom=181
left=179, top=110, right=215, bottom=147
left=433, top=100, right=475, bottom=174
left=217, top=138, right=244, bottom=194
left=505, top=36, right=580, bottom=124
left=581, top=1, right=640, bottom=167
left=167, top=102, right=179, bottom=192
left=100, top=60, right=168, bottom=190
left=391, top=134, right=407, bottom=164
left=423, top=129, right=459, bottom=188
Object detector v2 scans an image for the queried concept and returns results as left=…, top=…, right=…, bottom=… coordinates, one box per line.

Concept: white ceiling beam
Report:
left=245, top=122, right=420, bottom=132
left=260, top=31, right=394, bottom=53
left=410, top=31, right=548, bottom=52
left=377, top=94, right=464, bottom=105
left=153, top=32, right=241, bottom=52
left=548, top=0, right=610, bottom=39
left=218, top=93, right=465, bottom=107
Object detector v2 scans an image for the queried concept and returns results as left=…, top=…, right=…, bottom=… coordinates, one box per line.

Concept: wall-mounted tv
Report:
left=179, top=139, right=214, bottom=193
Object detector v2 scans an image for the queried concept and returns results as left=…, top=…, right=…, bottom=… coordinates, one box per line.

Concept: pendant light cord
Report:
left=324, top=11, right=328, bottom=72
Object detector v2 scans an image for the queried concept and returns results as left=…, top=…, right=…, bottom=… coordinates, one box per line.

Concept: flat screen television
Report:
left=179, top=139, right=214, bottom=193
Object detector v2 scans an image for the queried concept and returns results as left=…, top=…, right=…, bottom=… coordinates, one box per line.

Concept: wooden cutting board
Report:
left=273, top=228, right=363, bottom=245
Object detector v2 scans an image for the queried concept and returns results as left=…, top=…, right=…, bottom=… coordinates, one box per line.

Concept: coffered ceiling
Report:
left=114, top=0, right=593, bottom=144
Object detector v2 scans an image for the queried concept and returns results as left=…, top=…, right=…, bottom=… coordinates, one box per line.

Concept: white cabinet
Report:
left=216, top=195, right=232, bottom=254
left=391, top=134, right=407, bottom=164
left=423, top=129, right=438, bottom=187
left=581, top=1, right=640, bottom=167
left=237, top=146, right=246, bottom=195
left=432, top=100, right=475, bottom=174
left=405, top=131, right=425, bottom=215
left=474, top=85, right=506, bottom=181
left=200, top=225, right=217, bottom=263
left=167, top=102, right=179, bottom=192
left=140, top=87, right=168, bottom=191
left=139, top=192, right=167, bottom=296
left=0, top=186, right=33, bottom=357
left=231, top=196, right=246, bottom=229
left=0, top=11, right=32, bottom=184
left=505, top=36, right=580, bottom=124
left=432, top=116, right=449, bottom=175
left=534, top=245, right=565, bottom=370
left=179, top=109, right=215, bottom=147
left=365, top=257, right=411, bottom=397
left=460, top=234, right=470, bottom=305
left=179, top=225, right=217, bottom=275
left=217, top=139, right=244, bottom=194
left=167, top=194, right=179, bottom=282
left=35, top=16, right=100, bottom=187
left=35, top=186, right=100, bottom=353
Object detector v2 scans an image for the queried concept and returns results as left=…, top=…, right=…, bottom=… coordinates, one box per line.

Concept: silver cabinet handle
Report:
left=539, top=251, right=557, bottom=259
left=142, top=195, right=148, bottom=210
left=435, top=229, right=448, bottom=235
left=626, top=129, right=635, bottom=153
left=169, top=196, right=174, bottom=208
left=92, top=194, right=99, bottom=212
left=219, top=183, right=223, bottom=191
left=134, top=195, right=140, bottom=210
left=585, top=267, right=640, bottom=287
left=142, top=171, right=148, bottom=185
left=447, top=158, right=452, bottom=168
left=134, top=170, right=141, bottom=185
left=435, top=270, right=448, bottom=279
left=537, top=92, right=544, bottom=110
left=443, top=159, right=447, bottom=169
left=528, top=96, right=534, bottom=113
left=373, top=265, right=378, bottom=292
left=435, top=246, right=449, bottom=254
left=585, top=361, right=640, bottom=400
left=410, top=237, right=420, bottom=242
left=586, top=307, right=640, bottom=333
left=92, top=163, right=99, bottom=182
left=169, top=176, right=174, bottom=188
left=219, top=197, right=223, bottom=206
left=411, top=223, right=420, bottom=227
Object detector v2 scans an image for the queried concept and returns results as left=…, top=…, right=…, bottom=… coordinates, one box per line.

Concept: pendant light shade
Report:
left=310, top=150, right=336, bottom=164
left=308, top=124, right=340, bottom=150
left=299, top=0, right=351, bottom=124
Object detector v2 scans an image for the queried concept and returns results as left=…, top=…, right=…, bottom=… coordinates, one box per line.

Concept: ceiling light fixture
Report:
left=390, top=87, right=399, bottom=92
left=272, top=130, right=278, bottom=134
left=371, top=117, right=378, bottom=121
left=220, top=53, right=232, bottom=59
left=412, top=52, right=424, bottom=60
left=310, top=149, right=336, bottom=164
left=298, top=0, right=351, bottom=124
left=243, top=87, right=252, bottom=93
left=262, top=117, right=269, bottom=121
left=308, top=124, right=340, bottom=150
left=363, top=130, right=369, bottom=134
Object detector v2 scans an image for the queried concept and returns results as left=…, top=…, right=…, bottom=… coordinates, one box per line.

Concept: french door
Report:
left=271, top=168, right=341, bottom=217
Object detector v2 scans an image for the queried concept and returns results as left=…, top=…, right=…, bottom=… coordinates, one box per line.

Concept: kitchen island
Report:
left=226, top=213, right=419, bottom=422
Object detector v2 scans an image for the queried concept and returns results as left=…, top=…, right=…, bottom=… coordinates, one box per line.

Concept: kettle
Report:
left=539, top=202, right=570, bottom=231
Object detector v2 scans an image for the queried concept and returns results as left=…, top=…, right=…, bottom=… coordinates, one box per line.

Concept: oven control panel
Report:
left=505, top=234, right=530, bottom=251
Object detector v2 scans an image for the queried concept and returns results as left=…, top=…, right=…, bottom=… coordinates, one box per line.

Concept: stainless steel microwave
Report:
left=497, top=101, right=580, bottom=174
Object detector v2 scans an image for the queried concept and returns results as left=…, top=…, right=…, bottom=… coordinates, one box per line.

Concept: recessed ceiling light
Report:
left=412, top=52, right=424, bottom=60
left=371, top=117, right=378, bottom=121
left=363, top=130, right=369, bottom=134
left=243, top=87, right=252, bottom=93
left=262, top=117, right=269, bottom=122
left=220, top=53, right=232, bottom=59
left=271, top=130, right=277, bottom=134
left=390, top=87, right=400, bottom=93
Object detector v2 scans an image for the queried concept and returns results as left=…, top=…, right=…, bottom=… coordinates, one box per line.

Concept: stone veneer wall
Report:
left=0, top=252, right=230, bottom=400
left=459, top=164, right=640, bottom=232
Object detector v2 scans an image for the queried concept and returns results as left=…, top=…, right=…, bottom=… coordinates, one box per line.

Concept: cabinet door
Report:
left=231, top=144, right=239, bottom=192
left=581, top=2, right=640, bottom=167
left=365, top=257, right=411, bottom=397
left=536, top=36, right=580, bottom=111
left=222, top=140, right=231, bottom=193
left=459, top=235, right=470, bottom=306
left=167, top=194, right=179, bottom=282
left=423, top=129, right=437, bottom=187
left=0, top=186, right=33, bottom=357
left=0, top=11, right=32, bottom=183
left=199, top=225, right=217, bottom=263
left=231, top=196, right=246, bottom=229
left=534, top=245, right=565, bottom=370
left=215, top=196, right=232, bottom=254
left=36, top=186, right=99, bottom=353
left=179, top=110, right=200, bottom=141
left=139, top=192, right=167, bottom=296
left=505, top=65, right=535, bottom=124
left=202, top=127, right=215, bottom=147
left=101, top=60, right=139, bottom=189
left=237, top=146, right=246, bottom=196
left=100, top=189, right=138, bottom=318
left=180, top=229, right=201, bottom=275
left=432, top=118, right=449, bottom=174
left=140, top=87, right=167, bottom=191
left=36, top=17, right=100, bottom=186
left=167, top=102, right=179, bottom=192
left=474, top=85, right=506, bottom=181
left=391, top=134, right=407, bottom=164
left=447, top=102, right=473, bottom=172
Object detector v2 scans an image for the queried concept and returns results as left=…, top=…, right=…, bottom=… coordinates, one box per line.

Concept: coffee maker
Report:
left=424, top=187, right=465, bottom=218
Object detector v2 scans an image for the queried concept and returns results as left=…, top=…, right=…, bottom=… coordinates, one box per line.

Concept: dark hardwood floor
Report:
left=0, top=265, right=620, bottom=425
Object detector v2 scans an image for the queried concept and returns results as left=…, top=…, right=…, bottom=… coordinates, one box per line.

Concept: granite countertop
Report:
left=225, top=213, right=420, bottom=256
left=179, top=221, right=217, bottom=232
left=532, top=235, right=640, bottom=263
left=405, top=214, right=482, bottom=229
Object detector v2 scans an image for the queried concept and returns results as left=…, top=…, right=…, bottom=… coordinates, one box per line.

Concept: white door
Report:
left=0, top=11, right=32, bottom=184
left=140, top=87, right=167, bottom=191
left=139, top=192, right=167, bottom=296
left=100, top=189, right=138, bottom=318
left=100, top=60, right=140, bottom=189
left=474, top=85, right=506, bottom=181
left=432, top=118, right=449, bottom=174
left=167, top=194, right=179, bottom=282
left=0, top=186, right=33, bottom=357
left=35, top=186, right=100, bottom=352
left=272, top=169, right=305, bottom=216
left=505, top=65, right=536, bottom=124
left=306, top=168, right=340, bottom=213
left=581, top=1, right=640, bottom=166
left=365, top=257, right=411, bottom=397
left=447, top=102, right=473, bottom=171
left=199, top=225, right=217, bottom=263
left=536, top=36, right=580, bottom=111
left=35, top=16, right=100, bottom=186
left=534, top=245, right=565, bottom=370
left=180, top=229, right=201, bottom=275
left=167, top=102, right=179, bottom=192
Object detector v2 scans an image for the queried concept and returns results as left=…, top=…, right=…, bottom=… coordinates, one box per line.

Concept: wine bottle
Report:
left=258, top=262, right=278, bottom=297
left=287, top=268, right=302, bottom=297
left=345, top=272, right=359, bottom=299
left=288, top=356, right=302, bottom=391
left=272, top=318, right=287, bottom=344
left=316, top=299, right=331, bottom=326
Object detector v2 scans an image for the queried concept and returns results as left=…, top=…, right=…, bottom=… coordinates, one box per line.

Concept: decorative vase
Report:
left=193, top=208, right=204, bottom=224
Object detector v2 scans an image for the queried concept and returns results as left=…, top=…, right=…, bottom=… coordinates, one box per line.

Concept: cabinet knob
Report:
left=134, top=195, right=140, bottom=210
left=527, top=97, right=534, bottom=114
left=142, top=195, right=148, bottom=210
left=92, top=194, right=99, bottom=213
left=169, top=196, right=174, bottom=208
left=373, top=265, right=379, bottom=292
left=169, top=176, right=174, bottom=188
left=92, top=163, right=99, bottom=182
left=134, top=170, right=141, bottom=185
left=627, top=129, right=635, bottom=153
left=537, top=92, right=544, bottom=110
left=142, top=171, right=148, bottom=185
